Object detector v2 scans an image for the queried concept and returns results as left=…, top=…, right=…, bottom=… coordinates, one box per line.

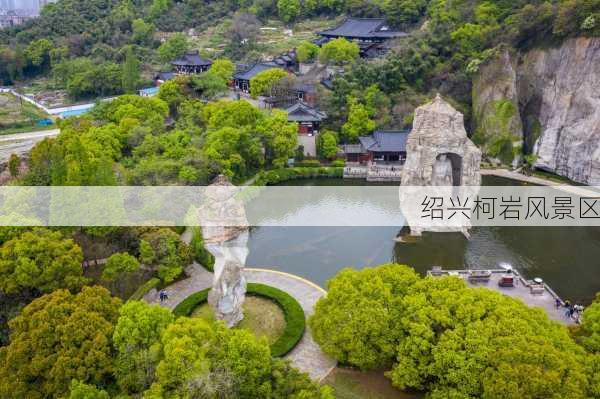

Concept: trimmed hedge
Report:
left=189, top=227, right=215, bottom=272
left=129, top=277, right=160, bottom=301
left=172, top=288, right=210, bottom=317
left=253, top=166, right=343, bottom=186
left=171, top=283, right=306, bottom=357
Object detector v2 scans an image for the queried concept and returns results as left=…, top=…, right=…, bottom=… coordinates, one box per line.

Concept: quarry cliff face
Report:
left=473, top=38, right=600, bottom=184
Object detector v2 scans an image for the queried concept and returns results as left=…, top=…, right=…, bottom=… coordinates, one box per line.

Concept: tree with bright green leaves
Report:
left=249, top=68, right=288, bottom=98
left=296, top=41, right=320, bottom=63
left=144, top=317, right=332, bottom=398
left=0, top=286, right=121, bottom=398
left=122, top=47, right=140, bottom=94
left=68, top=380, right=110, bottom=399
left=257, top=109, right=298, bottom=167
left=0, top=227, right=86, bottom=295
left=319, top=38, right=359, bottom=64
left=202, top=100, right=262, bottom=130
left=158, top=33, right=189, bottom=63
left=210, top=58, right=235, bottom=82
left=191, top=71, right=229, bottom=100
left=113, top=301, right=174, bottom=394
left=158, top=77, right=188, bottom=115
left=101, top=252, right=140, bottom=281
left=580, top=295, right=600, bottom=353
left=131, top=18, right=155, bottom=46
left=277, top=0, right=301, bottom=22
left=317, top=130, right=338, bottom=160
left=150, top=0, right=172, bottom=20
left=309, top=264, right=420, bottom=370
left=138, top=228, right=192, bottom=283
left=387, top=276, right=589, bottom=398
left=203, top=126, right=263, bottom=179
left=341, top=98, right=375, bottom=143
left=24, top=38, right=53, bottom=71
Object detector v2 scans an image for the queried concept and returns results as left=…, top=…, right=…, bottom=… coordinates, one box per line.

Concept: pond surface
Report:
left=246, top=177, right=600, bottom=303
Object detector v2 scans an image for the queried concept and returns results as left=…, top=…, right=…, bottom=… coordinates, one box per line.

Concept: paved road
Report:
left=0, top=128, right=59, bottom=162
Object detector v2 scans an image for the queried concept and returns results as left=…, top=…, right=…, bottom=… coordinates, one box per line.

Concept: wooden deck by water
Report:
left=427, top=268, right=575, bottom=325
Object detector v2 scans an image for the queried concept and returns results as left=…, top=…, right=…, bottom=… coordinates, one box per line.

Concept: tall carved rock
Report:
left=402, top=94, right=482, bottom=187
left=199, top=175, right=248, bottom=327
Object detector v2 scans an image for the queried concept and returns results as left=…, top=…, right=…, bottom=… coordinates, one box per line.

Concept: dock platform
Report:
left=427, top=268, right=575, bottom=325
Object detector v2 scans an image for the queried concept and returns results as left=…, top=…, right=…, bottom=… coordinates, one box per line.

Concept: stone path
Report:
left=143, top=265, right=336, bottom=381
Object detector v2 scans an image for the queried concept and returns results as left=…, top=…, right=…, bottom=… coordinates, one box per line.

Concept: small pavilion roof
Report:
left=171, top=51, right=212, bottom=67
left=234, top=62, right=281, bottom=80
left=359, top=130, right=409, bottom=152
left=285, top=101, right=327, bottom=122
left=318, top=18, right=407, bottom=40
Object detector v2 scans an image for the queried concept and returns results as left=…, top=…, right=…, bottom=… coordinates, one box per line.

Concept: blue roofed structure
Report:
left=233, top=62, right=284, bottom=93
left=343, top=129, right=409, bottom=163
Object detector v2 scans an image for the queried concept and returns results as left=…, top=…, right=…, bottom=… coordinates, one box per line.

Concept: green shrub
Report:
left=172, top=283, right=306, bottom=357
left=330, top=159, right=345, bottom=167
left=253, top=167, right=343, bottom=185
left=189, top=227, right=215, bottom=272
left=172, top=288, right=210, bottom=317
left=129, top=277, right=160, bottom=301
left=294, top=159, right=322, bottom=168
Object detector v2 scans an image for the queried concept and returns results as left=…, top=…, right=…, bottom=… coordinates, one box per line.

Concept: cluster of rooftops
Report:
left=154, top=18, right=408, bottom=157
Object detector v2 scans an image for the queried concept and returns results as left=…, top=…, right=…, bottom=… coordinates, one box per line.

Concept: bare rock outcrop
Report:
left=473, top=38, right=600, bottom=184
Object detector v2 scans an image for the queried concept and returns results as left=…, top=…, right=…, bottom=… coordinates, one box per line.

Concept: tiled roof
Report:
left=233, top=62, right=281, bottom=80
left=155, top=71, right=175, bottom=81
left=171, top=51, right=212, bottom=67
left=359, top=130, right=409, bottom=152
left=318, top=18, right=407, bottom=39
left=285, top=101, right=327, bottom=122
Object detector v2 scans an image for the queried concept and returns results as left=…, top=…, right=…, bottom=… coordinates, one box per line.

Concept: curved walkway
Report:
left=143, top=266, right=336, bottom=381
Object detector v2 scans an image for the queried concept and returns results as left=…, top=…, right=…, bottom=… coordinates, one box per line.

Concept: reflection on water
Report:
left=246, top=177, right=600, bottom=303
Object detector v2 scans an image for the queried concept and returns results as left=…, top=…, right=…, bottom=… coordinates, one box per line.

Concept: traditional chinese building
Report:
left=154, top=71, right=175, bottom=86
left=316, top=18, right=407, bottom=58
left=285, top=101, right=326, bottom=135
left=342, top=130, right=409, bottom=163
left=233, top=62, right=282, bottom=93
left=172, top=50, right=212, bottom=74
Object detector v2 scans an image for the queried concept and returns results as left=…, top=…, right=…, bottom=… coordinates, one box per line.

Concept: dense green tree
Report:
left=138, top=228, right=192, bottom=283
left=341, top=98, right=375, bottom=143
left=249, top=68, right=289, bottom=98
left=257, top=109, right=298, bottom=167
left=202, top=100, right=262, bottom=130
left=122, top=46, right=141, bottom=94
left=580, top=295, right=600, bottom=353
left=203, top=126, right=263, bottom=179
left=0, top=286, right=121, bottom=398
left=157, top=77, right=188, bottom=114
left=68, top=380, right=110, bottom=399
left=157, top=33, right=189, bottom=63
left=131, top=18, right=155, bottom=46
left=210, top=57, right=236, bottom=82
left=8, top=153, right=19, bottom=178
left=113, top=301, right=174, bottom=394
left=309, top=264, right=420, bottom=370
left=0, top=228, right=86, bottom=295
left=191, top=71, right=229, bottom=100
left=317, top=130, right=338, bottom=160
left=24, top=38, right=53, bottom=71
left=296, top=40, right=320, bottom=63
left=102, top=252, right=140, bottom=281
left=319, top=38, right=359, bottom=64
left=278, top=0, right=301, bottom=22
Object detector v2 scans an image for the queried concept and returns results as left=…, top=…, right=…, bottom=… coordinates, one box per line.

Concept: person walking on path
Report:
left=159, top=290, right=169, bottom=303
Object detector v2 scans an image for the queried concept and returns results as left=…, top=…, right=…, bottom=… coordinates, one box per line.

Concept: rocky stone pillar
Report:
left=198, top=175, right=249, bottom=327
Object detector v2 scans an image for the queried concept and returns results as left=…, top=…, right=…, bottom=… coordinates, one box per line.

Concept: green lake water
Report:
left=246, top=176, right=600, bottom=303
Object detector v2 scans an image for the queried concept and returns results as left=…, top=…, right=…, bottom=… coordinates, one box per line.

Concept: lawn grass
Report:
left=192, top=296, right=286, bottom=345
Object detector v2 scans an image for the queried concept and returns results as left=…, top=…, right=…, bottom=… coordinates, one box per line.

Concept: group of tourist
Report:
left=159, top=290, right=169, bottom=303
left=558, top=299, right=584, bottom=322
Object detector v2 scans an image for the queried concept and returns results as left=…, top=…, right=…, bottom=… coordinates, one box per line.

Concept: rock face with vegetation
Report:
left=474, top=38, right=600, bottom=183
left=472, top=48, right=523, bottom=165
